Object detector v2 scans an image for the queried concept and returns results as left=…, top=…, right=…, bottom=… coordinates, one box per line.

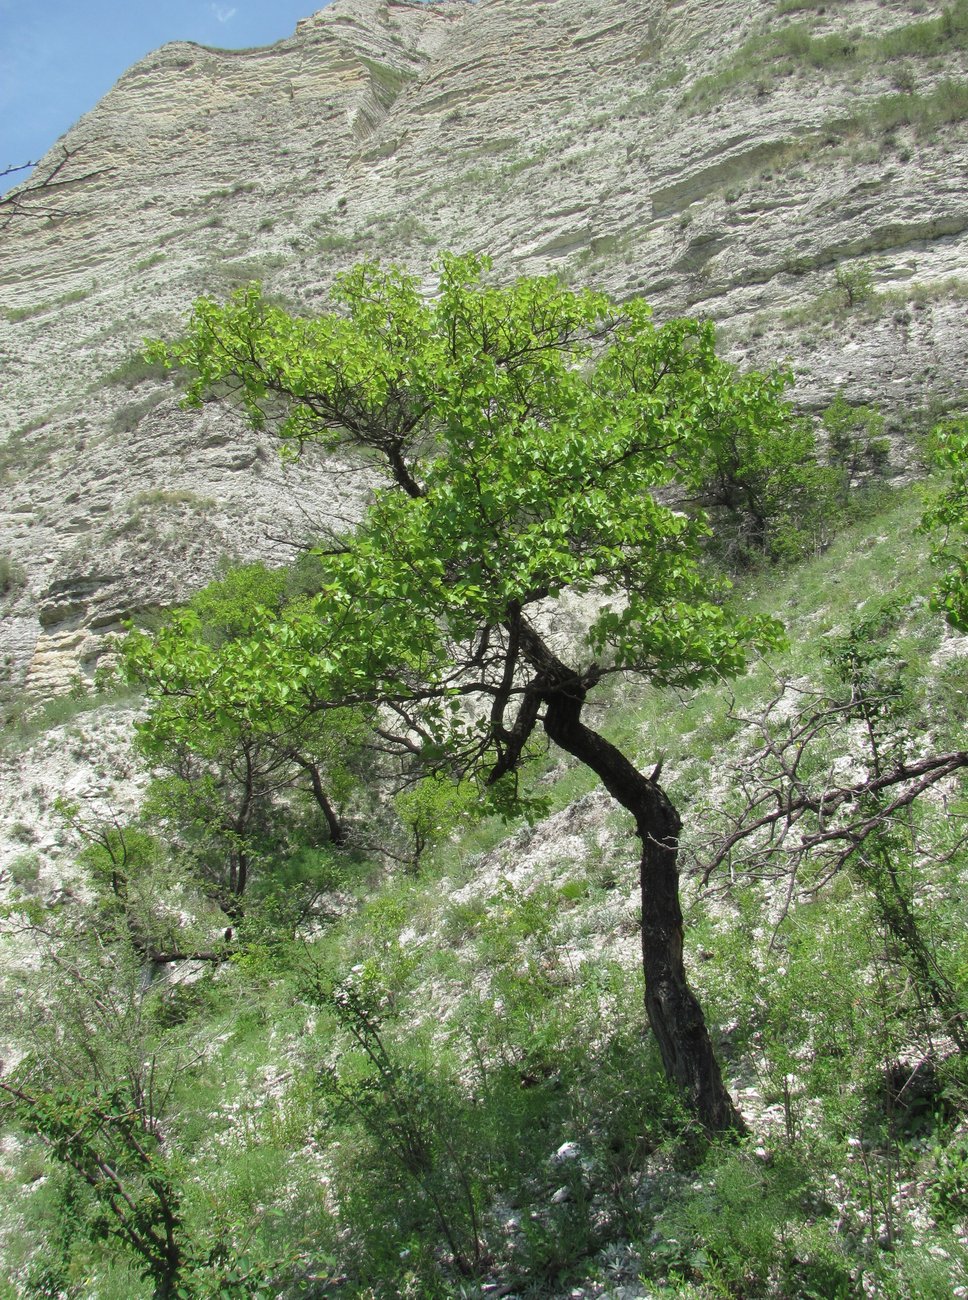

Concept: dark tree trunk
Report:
left=541, top=683, right=745, bottom=1133
left=151, top=1265, right=179, bottom=1300
left=292, top=754, right=348, bottom=846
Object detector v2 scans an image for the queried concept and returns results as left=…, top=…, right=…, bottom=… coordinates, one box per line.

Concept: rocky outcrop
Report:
left=1, top=0, right=966, bottom=694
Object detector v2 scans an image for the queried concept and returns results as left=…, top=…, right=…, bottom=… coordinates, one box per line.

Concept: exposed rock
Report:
left=1, top=0, right=966, bottom=692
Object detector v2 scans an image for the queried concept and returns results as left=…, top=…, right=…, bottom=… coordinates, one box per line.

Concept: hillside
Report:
left=1, top=0, right=967, bottom=698
left=1, top=2, right=967, bottom=1297
left=1, top=482, right=966, bottom=1298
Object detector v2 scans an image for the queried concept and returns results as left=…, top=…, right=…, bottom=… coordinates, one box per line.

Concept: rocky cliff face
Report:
left=1, top=0, right=966, bottom=698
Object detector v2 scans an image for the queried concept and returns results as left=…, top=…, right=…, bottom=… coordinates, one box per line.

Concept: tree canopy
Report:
left=146, top=252, right=785, bottom=718
left=144, top=252, right=802, bottom=1129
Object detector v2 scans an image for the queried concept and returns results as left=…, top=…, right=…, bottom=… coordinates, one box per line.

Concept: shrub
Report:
left=821, top=393, right=890, bottom=501
left=642, top=1145, right=850, bottom=1297
left=6, top=851, right=42, bottom=892
left=919, top=418, right=968, bottom=630
left=0, top=554, right=26, bottom=595
left=834, top=262, right=876, bottom=308
left=316, top=974, right=488, bottom=1282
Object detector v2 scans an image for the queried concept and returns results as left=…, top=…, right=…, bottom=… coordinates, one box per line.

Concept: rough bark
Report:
left=540, top=683, right=745, bottom=1132
left=510, top=621, right=743, bottom=1129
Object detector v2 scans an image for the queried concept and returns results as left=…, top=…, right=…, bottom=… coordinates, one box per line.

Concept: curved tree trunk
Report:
left=541, top=683, right=745, bottom=1133
left=291, top=753, right=348, bottom=846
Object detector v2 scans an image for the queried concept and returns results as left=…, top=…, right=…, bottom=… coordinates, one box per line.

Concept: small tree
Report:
left=920, top=418, right=968, bottom=631
left=695, top=609, right=968, bottom=1054
left=821, top=392, right=890, bottom=504
left=147, top=253, right=800, bottom=1131
left=125, top=566, right=377, bottom=914
left=696, top=398, right=838, bottom=566
left=834, top=261, right=876, bottom=309
left=0, top=935, right=193, bottom=1298
left=0, top=912, right=289, bottom=1298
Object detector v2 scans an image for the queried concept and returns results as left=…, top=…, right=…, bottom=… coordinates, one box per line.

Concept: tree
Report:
left=821, top=392, right=890, bottom=505
left=834, top=261, right=875, bottom=309
left=695, top=394, right=838, bottom=567
left=146, top=253, right=797, bottom=1131
left=125, top=565, right=377, bottom=915
left=920, top=418, right=968, bottom=632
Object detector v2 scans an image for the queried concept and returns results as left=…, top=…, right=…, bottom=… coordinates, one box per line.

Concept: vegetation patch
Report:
left=846, top=78, right=968, bottom=136
left=2, top=284, right=94, bottom=323
left=1, top=255, right=966, bottom=1297
left=685, top=1, right=968, bottom=112
left=100, top=352, right=171, bottom=390
left=778, top=268, right=968, bottom=332
left=107, top=390, right=168, bottom=435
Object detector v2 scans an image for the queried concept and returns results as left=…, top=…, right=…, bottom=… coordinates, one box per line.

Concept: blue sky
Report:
left=0, top=1, right=330, bottom=193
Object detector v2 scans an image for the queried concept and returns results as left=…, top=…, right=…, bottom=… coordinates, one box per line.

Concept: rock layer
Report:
left=1, top=0, right=966, bottom=695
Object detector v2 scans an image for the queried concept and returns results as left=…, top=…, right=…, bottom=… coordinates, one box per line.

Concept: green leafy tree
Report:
left=834, top=261, right=876, bottom=309
left=821, top=392, right=890, bottom=504
left=392, top=772, right=482, bottom=870
left=146, top=253, right=797, bottom=1131
left=125, top=567, right=377, bottom=915
left=696, top=395, right=838, bottom=566
left=920, top=418, right=968, bottom=631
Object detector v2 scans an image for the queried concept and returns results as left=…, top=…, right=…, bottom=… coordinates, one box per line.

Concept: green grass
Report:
left=2, top=284, right=94, bottom=323
left=107, top=390, right=168, bottom=434
left=685, top=1, right=968, bottom=112
left=0, top=417, right=57, bottom=481
left=3, top=480, right=967, bottom=1297
left=134, top=251, right=166, bottom=271
left=129, top=488, right=217, bottom=509
left=100, top=351, right=171, bottom=390
left=776, top=0, right=848, bottom=12
left=201, top=181, right=258, bottom=203
left=849, top=78, right=968, bottom=135
left=0, top=686, right=141, bottom=752
left=778, top=273, right=968, bottom=333
left=210, top=253, right=288, bottom=288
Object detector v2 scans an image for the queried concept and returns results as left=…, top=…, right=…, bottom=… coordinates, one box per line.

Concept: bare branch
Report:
left=701, top=749, right=968, bottom=885
left=0, top=146, right=114, bottom=229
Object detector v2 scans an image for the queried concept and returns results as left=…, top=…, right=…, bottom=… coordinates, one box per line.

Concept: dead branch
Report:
left=701, top=748, right=968, bottom=886
left=0, top=146, right=114, bottom=228
left=693, top=674, right=968, bottom=1048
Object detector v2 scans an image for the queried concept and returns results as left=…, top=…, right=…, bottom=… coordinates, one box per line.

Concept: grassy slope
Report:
left=2, top=483, right=967, bottom=1298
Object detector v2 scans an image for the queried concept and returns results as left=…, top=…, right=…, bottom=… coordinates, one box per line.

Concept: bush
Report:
left=315, top=974, right=488, bottom=1283
left=834, top=262, right=875, bottom=309
left=0, top=554, right=26, bottom=595
left=821, top=393, right=890, bottom=501
left=642, top=1145, right=853, bottom=1298
left=919, top=418, right=968, bottom=630
left=697, top=391, right=842, bottom=570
